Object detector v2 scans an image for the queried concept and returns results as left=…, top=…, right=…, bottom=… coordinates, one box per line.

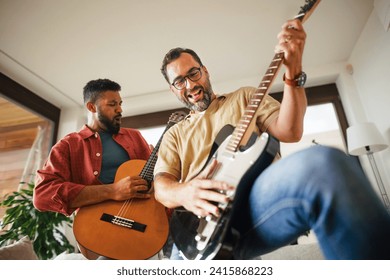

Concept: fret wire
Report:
left=138, top=120, right=179, bottom=179
left=235, top=126, right=245, bottom=131
left=227, top=144, right=237, bottom=150
left=224, top=51, right=284, bottom=154
left=234, top=130, right=245, bottom=136
left=227, top=141, right=237, bottom=147
left=253, top=94, right=265, bottom=98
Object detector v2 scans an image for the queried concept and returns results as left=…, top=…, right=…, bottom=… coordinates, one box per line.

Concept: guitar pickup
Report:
left=100, top=213, right=146, bottom=232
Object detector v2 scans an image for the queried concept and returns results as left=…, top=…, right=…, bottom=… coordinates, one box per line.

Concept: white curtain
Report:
left=18, top=124, right=51, bottom=190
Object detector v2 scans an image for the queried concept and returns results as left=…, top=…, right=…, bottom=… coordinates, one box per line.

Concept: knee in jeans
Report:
left=301, top=146, right=350, bottom=171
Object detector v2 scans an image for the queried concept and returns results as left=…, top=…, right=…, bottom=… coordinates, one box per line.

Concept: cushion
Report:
left=0, top=236, right=39, bottom=260
left=54, top=252, right=87, bottom=260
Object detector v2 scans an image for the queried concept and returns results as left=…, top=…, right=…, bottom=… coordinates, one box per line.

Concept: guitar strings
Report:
left=112, top=153, right=159, bottom=227
left=111, top=116, right=183, bottom=226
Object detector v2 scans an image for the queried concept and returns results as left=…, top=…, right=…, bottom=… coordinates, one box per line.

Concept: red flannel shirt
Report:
left=34, top=125, right=151, bottom=216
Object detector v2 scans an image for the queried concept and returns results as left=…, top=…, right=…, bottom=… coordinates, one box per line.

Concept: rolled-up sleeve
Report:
left=34, top=139, right=87, bottom=216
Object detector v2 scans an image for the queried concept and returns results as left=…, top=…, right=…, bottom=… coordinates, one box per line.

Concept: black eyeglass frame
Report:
left=171, top=67, right=202, bottom=90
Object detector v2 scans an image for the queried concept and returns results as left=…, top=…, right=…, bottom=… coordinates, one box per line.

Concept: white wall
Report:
left=54, top=6, right=390, bottom=201
left=57, top=106, right=85, bottom=140
left=337, top=9, right=390, bottom=196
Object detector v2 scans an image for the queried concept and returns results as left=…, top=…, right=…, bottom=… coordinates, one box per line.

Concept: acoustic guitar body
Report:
left=73, top=159, right=169, bottom=260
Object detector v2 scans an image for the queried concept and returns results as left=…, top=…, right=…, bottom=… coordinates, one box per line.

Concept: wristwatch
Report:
left=283, top=72, right=306, bottom=88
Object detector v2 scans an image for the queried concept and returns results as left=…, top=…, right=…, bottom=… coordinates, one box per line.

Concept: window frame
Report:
left=122, top=83, right=349, bottom=146
left=0, top=72, right=60, bottom=146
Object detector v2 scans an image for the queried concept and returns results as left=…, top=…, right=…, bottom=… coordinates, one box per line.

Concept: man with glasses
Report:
left=153, top=19, right=390, bottom=259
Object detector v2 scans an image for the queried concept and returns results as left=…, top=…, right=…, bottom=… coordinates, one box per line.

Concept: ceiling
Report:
left=0, top=0, right=374, bottom=117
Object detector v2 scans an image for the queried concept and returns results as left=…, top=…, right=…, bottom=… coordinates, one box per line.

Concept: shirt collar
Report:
left=188, top=95, right=226, bottom=117
left=78, top=124, right=125, bottom=139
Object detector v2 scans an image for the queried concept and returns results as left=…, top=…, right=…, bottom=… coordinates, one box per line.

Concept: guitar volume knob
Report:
left=195, top=234, right=206, bottom=242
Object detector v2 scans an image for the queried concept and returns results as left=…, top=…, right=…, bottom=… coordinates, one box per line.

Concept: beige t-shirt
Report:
left=154, top=86, right=280, bottom=182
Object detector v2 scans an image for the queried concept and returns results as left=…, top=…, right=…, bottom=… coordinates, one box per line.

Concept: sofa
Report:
left=0, top=236, right=38, bottom=260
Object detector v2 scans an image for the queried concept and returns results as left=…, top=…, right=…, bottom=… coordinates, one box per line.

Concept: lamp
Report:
left=346, top=122, right=389, bottom=211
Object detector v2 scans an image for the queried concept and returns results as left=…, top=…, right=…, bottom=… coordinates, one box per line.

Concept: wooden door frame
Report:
left=0, top=72, right=60, bottom=147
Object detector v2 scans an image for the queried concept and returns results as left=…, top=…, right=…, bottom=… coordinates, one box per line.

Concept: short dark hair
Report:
left=160, top=47, right=203, bottom=84
left=83, top=79, right=121, bottom=104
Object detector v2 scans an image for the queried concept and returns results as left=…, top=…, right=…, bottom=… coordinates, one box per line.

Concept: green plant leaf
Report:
left=0, top=182, right=75, bottom=259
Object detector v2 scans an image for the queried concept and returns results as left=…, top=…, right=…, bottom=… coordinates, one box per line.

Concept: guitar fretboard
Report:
left=139, top=111, right=186, bottom=186
left=225, top=52, right=284, bottom=154
left=224, top=0, right=321, bottom=154
left=139, top=123, right=173, bottom=184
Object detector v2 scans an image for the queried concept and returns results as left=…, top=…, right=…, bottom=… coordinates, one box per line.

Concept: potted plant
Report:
left=0, top=182, right=75, bottom=259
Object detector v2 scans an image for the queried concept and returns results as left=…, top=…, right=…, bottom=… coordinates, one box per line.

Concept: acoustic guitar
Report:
left=170, top=0, right=321, bottom=260
left=73, top=111, right=186, bottom=259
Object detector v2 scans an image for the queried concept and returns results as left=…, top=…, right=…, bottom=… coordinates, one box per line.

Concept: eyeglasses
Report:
left=171, top=67, right=202, bottom=90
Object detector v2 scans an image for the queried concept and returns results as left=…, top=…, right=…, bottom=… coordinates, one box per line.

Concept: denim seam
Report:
left=246, top=198, right=310, bottom=236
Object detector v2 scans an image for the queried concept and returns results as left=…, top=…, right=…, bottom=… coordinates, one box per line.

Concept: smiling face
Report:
left=166, top=53, right=216, bottom=113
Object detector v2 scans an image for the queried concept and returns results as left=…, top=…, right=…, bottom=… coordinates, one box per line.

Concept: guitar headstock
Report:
left=144, top=110, right=187, bottom=163
left=295, top=0, right=321, bottom=23
left=168, top=111, right=187, bottom=124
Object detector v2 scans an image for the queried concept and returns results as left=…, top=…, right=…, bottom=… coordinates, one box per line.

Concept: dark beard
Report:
left=189, top=91, right=212, bottom=112
left=182, top=79, right=214, bottom=112
left=98, top=113, right=120, bottom=134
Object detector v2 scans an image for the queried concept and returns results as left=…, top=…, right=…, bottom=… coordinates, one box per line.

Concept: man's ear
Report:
left=86, top=102, right=96, bottom=113
left=202, top=65, right=210, bottom=77
left=169, top=85, right=176, bottom=94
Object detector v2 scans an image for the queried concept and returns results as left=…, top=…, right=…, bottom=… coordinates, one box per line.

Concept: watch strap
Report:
left=283, top=72, right=305, bottom=88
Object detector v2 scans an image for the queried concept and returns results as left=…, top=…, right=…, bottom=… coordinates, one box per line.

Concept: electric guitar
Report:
left=73, top=111, right=186, bottom=260
left=170, top=0, right=321, bottom=260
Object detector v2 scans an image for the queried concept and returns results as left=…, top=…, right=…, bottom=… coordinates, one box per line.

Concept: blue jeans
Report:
left=171, top=146, right=390, bottom=260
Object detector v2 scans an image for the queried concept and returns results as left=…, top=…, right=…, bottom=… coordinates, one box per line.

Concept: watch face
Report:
left=297, top=72, right=307, bottom=87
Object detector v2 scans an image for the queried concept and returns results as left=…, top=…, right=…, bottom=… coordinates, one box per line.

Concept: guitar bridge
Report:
left=100, top=213, right=146, bottom=232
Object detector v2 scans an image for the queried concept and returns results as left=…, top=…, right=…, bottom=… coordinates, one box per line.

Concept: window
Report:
left=124, top=83, right=349, bottom=153
left=280, top=103, right=346, bottom=157
left=139, top=126, right=167, bottom=146
left=0, top=73, right=60, bottom=220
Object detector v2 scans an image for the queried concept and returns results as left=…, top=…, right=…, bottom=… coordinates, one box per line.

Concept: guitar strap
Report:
left=196, top=124, right=236, bottom=179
